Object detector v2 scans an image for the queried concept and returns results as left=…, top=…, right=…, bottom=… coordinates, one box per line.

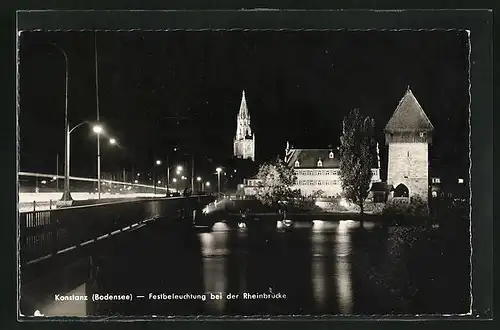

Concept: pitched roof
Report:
left=384, top=88, right=434, bottom=133
left=286, top=147, right=379, bottom=169
left=285, top=149, right=342, bottom=168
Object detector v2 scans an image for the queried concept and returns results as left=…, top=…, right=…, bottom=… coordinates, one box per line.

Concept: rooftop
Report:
left=384, top=88, right=434, bottom=133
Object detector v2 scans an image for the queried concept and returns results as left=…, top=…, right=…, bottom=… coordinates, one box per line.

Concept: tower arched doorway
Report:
left=394, top=184, right=409, bottom=198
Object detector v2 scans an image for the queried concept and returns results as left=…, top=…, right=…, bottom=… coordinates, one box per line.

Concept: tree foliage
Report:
left=339, top=109, right=376, bottom=214
left=254, top=157, right=300, bottom=207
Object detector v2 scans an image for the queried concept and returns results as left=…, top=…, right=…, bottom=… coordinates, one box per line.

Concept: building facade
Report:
left=284, top=143, right=381, bottom=197
left=384, top=87, right=434, bottom=202
left=243, top=143, right=381, bottom=198
left=233, top=90, right=256, bottom=162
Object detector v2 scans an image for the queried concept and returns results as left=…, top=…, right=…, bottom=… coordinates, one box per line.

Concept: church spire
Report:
left=238, top=90, right=249, bottom=119
left=235, top=90, right=252, bottom=140
left=233, top=90, right=255, bottom=161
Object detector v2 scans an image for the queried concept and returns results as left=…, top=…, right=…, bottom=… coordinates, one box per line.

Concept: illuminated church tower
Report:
left=385, top=87, right=434, bottom=202
left=233, top=90, right=255, bottom=161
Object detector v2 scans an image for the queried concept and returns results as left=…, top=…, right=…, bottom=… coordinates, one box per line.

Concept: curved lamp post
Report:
left=48, top=43, right=71, bottom=201
left=66, top=122, right=115, bottom=200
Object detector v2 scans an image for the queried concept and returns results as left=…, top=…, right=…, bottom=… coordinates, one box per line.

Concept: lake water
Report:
left=20, top=217, right=471, bottom=318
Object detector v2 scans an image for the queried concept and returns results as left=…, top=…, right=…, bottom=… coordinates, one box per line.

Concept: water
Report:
left=21, top=218, right=471, bottom=317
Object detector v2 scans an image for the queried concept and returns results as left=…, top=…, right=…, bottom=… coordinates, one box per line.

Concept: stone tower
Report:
left=384, top=87, right=434, bottom=201
left=233, top=90, right=255, bottom=161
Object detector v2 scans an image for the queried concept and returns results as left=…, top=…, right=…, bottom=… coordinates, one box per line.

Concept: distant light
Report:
left=196, top=176, right=202, bottom=181
left=136, top=173, right=140, bottom=177
left=172, top=178, right=177, bottom=183
left=234, top=169, right=237, bottom=173
left=157, top=180, right=162, bottom=184
left=41, top=180, right=47, bottom=184
left=52, top=176, right=57, bottom=180
left=92, top=125, right=103, bottom=134
left=339, top=197, right=351, bottom=209
left=176, top=165, right=183, bottom=172
left=156, top=160, right=162, bottom=166
left=109, top=138, right=116, bottom=145
left=206, top=181, right=211, bottom=187
left=458, top=178, right=464, bottom=184
left=216, top=167, right=222, bottom=173
left=174, top=147, right=178, bottom=151
left=181, top=176, right=187, bottom=180
left=134, top=180, right=138, bottom=184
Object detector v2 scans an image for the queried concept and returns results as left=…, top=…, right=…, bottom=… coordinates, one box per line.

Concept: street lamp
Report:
left=62, top=120, right=115, bottom=200
left=48, top=42, right=71, bottom=202
left=166, top=164, right=183, bottom=196
left=90, top=123, right=116, bottom=200
left=154, top=159, right=162, bottom=195
left=216, top=167, right=223, bottom=197
left=196, top=176, right=202, bottom=192
left=93, top=124, right=103, bottom=134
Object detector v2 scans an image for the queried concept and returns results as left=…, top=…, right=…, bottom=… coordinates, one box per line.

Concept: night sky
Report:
left=19, top=30, right=470, bottom=181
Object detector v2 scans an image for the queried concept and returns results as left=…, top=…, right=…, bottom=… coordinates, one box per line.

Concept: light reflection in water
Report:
left=335, top=221, right=353, bottom=314
left=311, top=232, right=327, bottom=309
left=201, top=231, right=229, bottom=313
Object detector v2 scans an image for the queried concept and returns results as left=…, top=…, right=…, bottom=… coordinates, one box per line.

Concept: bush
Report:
left=382, top=195, right=429, bottom=216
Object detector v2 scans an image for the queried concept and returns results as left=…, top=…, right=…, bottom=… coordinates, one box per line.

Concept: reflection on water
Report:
left=21, top=217, right=471, bottom=317
left=311, top=232, right=328, bottom=310
left=201, top=230, right=229, bottom=313
left=335, top=221, right=353, bottom=314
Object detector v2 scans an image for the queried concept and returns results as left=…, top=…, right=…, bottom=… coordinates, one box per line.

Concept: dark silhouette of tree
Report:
left=339, top=109, right=376, bottom=215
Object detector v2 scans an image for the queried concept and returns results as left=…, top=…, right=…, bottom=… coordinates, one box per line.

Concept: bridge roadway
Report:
left=20, top=195, right=214, bottom=278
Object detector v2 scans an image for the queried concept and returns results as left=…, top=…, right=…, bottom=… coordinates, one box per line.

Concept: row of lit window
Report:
left=296, top=180, right=341, bottom=186
left=295, top=169, right=379, bottom=176
left=296, top=169, right=340, bottom=176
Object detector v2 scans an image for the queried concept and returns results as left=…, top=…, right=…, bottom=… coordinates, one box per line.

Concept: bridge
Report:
left=19, top=194, right=215, bottom=313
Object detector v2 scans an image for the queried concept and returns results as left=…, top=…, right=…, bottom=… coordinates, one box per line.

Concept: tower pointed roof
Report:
left=385, top=88, right=434, bottom=132
left=238, top=90, right=249, bottom=118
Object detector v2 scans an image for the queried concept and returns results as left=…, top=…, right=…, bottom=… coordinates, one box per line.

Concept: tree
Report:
left=254, top=157, right=300, bottom=208
left=339, top=109, right=376, bottom=215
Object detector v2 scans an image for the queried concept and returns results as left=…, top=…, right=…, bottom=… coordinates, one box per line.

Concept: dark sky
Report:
left=19, top=30, right=470, bottom=180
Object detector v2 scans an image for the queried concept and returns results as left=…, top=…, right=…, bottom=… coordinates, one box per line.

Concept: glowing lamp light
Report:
left=216, top=167, right=222, bottom=173
left=156, top=160, right=162, bottom=166
left=134, top=180, right=138, bottom=184
left=109, top=138, right=116, bottom=145
left=172, top=178, right=177, bottom=183
left=92, top=125, right=103, bottom=134
left=458, top=178, right=464, bottom=184
left=339, top=197, right=351, bottom=209
left=157, top=180, right=162, bottom=184
left=197, top=176, right=202, bottom=182
left=176, top=165, right=183, bottom=172
left=41, top=180, right=47, bottom=184
left=205, top=182, right=211, bottom=187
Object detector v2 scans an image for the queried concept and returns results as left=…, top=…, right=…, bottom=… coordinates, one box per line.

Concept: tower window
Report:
left=329, top=152, right=334, bottom=159
left=317, top=159, right=323, bottom=167
left=295, top=160, right=300, bottom=167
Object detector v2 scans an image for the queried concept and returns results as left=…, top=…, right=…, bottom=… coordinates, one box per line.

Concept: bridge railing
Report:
left=19, top=196, right=214, bottom=266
